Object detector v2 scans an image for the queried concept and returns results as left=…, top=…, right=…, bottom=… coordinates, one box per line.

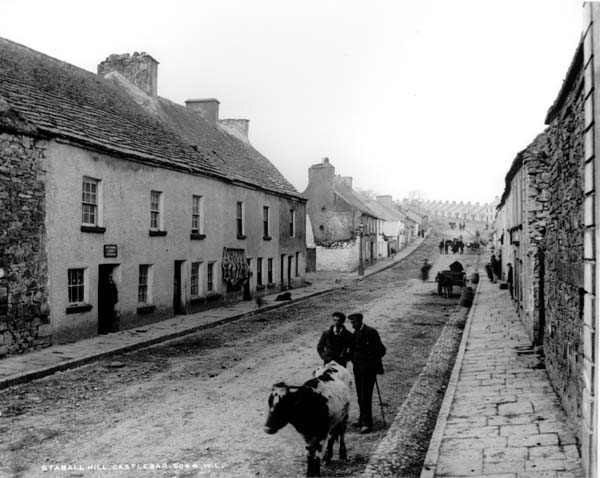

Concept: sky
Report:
left=0, top=0, right=585, bottom=204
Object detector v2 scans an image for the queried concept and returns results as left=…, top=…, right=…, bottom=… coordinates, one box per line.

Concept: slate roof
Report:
left=0, top=37, right=302, bottom=200
left=365, top=199, right=405, bottom=223
left=332, top=178, right=378, bottom=218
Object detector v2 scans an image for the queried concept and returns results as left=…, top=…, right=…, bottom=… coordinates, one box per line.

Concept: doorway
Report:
left=287, top=256, right=293, bottom=289
left=243, top=258, right=252, bottom=301
left=173, top=260, right=187, bottom=315
left=98, top=264, right=119, bottom=334
left=280, top=254, right=286, bottom=290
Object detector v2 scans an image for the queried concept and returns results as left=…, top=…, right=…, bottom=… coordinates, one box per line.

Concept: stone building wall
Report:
left=522, top=134, right=550, bottom=345
left=543, top=56, right=585, bottom=426
left=0, top=129, right=50, bottom=355
left=316, top=240, right=359, bottom=272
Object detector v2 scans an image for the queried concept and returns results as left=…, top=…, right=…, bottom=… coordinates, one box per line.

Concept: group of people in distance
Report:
left=439, top=238, right=464, bottom=255
left=316, top=312, right=386, bottom=434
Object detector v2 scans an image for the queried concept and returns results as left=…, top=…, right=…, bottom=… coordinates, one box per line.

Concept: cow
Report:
left=264, top=361, right=351, bottom=477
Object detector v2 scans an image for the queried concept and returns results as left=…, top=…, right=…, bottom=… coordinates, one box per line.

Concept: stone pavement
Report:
left=420, top=275, right=585, bottom=477
left=0, top=237, right=426, bottom=391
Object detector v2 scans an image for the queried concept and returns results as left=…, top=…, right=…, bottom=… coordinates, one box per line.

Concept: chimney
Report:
left=185, top=99, right=220, bottom=123
left=219, top=118, right=249, bottom=138
left=337, top=176, right=353, bottom=189
left=308, top=157, right=335, bottom=187
left=376, top=195, right=393, bottom=209
left=98, top=52, right=159, bottom=99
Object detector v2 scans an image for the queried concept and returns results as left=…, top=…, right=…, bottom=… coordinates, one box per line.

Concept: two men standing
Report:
left=317, top=311, right=386, bottom=434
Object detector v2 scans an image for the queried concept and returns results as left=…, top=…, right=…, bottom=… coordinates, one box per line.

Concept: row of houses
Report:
left=404, top=198, right=498, bottom=224
left=0, top=38, right=307, bottom=353
left=493, top=6, right=600, bottom=475
left=301, top=157, right=428, bottom=272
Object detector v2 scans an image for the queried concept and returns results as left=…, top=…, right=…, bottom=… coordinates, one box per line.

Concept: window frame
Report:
left=67, top=267, right=88, bottom=306
left=138, top=264, right=153, bottom=304
left=263, top=206, right=271, bottom=239
left=267, top=258, right=273, bottom=284
left=191, top=261, right=201, bottom=297
left=236, top=201, right=245, bottom=238
left=289, top=208, right=295, bottom=237
left=192, top=195, right=204, bottom=234
left=81, top=177, right=103, bottom=228
left=207, top=262, right=215, bottom=293
left=150, top=191, right=164, bottom=231
left=256, top=257, right=263, bottom=286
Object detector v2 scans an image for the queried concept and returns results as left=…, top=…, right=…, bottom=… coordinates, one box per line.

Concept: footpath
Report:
left=419, top=275, right=585, bottom=477
left=0, top=238, right=425, bottom=391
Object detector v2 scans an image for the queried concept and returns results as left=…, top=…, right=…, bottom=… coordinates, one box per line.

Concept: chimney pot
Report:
left=98, top=52, right=159, bottom=99
left=185, top=98, right=220, bottom=123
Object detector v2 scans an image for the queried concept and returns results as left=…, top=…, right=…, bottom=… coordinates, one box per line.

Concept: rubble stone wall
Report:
left=0, top=131, right=49, bottom=355
left=543, top=64, right=585, bottom=427
left=316, top=239, right=359, bottom=272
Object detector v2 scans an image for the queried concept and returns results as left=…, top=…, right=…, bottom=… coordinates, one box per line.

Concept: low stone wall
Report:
left=316, top=239, right=359, bottom=272
left=0, top=130, right=50, bottom=356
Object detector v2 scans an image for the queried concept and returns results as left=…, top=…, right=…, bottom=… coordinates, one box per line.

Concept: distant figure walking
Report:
left=421, top=259, right=432, bottom=282
left=490, top=254, right=500, bottom=283
left=439, top=240, right=444, bottom=254
left=444, top=239, right=450, bottom=254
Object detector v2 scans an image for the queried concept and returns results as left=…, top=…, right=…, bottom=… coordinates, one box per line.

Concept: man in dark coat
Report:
left=348, top=313, right=386, bottom=434
left=316, top=312, right=353, bottom=367
left=490, top=254, right=500, bottom=283
left=507, top=263, right=514, bottom=299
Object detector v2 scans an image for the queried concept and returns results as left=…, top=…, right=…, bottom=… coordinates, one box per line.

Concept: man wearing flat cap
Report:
left=317, top=311, right=353, bottom=367
left=348, top=312, right=386, bottom=434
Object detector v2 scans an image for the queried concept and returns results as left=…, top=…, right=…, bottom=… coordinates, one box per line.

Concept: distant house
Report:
left=365, top=196, right=407, bottom=256
left=0, top=38, right=306, bottom=354
left=303, top=158, right=380, bottom=272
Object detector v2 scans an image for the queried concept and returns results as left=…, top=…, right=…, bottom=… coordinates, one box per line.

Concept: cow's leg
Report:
left=323, top=432, right=335, bottom=464
left=306, top=440, right=324, bottom=477
left=339, top=424, right=348, bottom=461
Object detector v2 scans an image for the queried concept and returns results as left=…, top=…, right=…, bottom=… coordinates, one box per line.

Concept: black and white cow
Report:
left=264, top=361, right=351, bottom=477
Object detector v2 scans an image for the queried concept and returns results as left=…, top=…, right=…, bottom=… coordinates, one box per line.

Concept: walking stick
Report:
left=374, top=377, right=386, bottom=427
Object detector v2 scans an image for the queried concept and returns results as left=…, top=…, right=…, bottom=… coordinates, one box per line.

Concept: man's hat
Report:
left=348, top=313, right=363, bottom=321
left=332, top=311, right=346, bottom=321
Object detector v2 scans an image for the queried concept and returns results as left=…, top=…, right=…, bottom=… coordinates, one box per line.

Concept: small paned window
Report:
left=290, top=209, right=295, bottom=237
left=150, top=191, right=162, bottom=229
left=192, top=195, right=203, bottom=233
left=263, top=206, right=270, bottom=237
left=67, top=268, right=85, bottom=305
left=138, top=265, right=150, bottom=303
left=191, top=262, right=201, bottom=296
left=236, top=202, right=245, bottom=236
left=82, top=178, right=99, bottom=225
left=267, top=258, right=273, bottom=284
left=257, top=258, right=263, bottom=286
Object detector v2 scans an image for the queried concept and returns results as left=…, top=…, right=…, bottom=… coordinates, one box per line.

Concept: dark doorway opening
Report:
left=243, top=258, right=252, bottom=301
left=537, top=249, right=545, bottom=347
left=280, top=254, right=286, bottom=290
left=98, top=264, right=119, bottom=335
left=173, top=260, right=186, bottom=315
left=287, top=256, right=293, bottom=289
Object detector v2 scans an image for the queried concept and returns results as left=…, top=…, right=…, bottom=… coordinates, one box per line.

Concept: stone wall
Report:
left=0, top=130, right=50, bottom=355
left=522, top=134, right=550, bottom=345
left=316, top=239, right=359, bottom=272
left=543, top=58, right=585, bottom=426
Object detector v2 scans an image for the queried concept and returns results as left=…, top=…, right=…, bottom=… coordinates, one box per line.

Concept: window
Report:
left=236, top=201, right=245, bottom=237
left=207, top=262, right=215, bottom=292
left=191, top=262, right=201, bottom=296
left=267, top=258, right=273, bottom=284
left=82, top=177, right=100, bottom=226
left=67, top=268, right=86, bottom=305
left=289, top=209, right=295, bottom=237
left=295, top=252, right=300, bottom=277
left=257, top=258, right=263, bottom=286
left=192, top=195, right=204, bottom=233
left=138, top=265, right=151, bottom=303
left=263, top=206, right=270, bottom=238
left=150, top=191, right=162, bottom=230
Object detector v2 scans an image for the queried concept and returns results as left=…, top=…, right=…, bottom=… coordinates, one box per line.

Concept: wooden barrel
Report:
left=460, top=286, right=474, bottom=307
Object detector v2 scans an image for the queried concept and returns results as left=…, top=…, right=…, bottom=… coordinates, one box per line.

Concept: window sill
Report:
left=190, top=296, right=206, bottom=305
left=206, top=293, right=222, bottom=302
left=66, top=304, right=93, bottom=314
left=263, top=236, right=272, bottom=241
left=237, top=234, right=247, bottom=240
left=267, top=283, right=276, bottom=289
left=256, top=284, right=266, bottom=291
left=190, top=233, right=206, bottom=240
left=137, top=304, right=156, bottom=315
left=149, top=230, right=167, bottom=237
left=81, top=225, right=106, bottom=234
